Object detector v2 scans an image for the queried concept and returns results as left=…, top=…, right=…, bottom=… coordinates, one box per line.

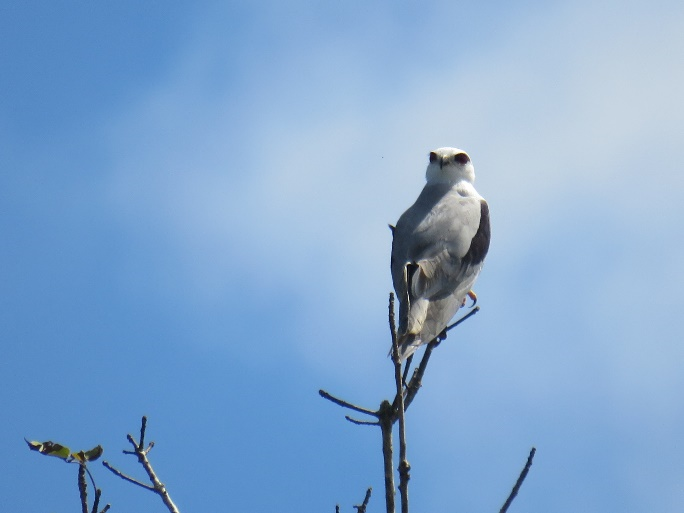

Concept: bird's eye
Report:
left=454, top=153, right=470, bottom=165
left=429, top=152, right=438, bottom=163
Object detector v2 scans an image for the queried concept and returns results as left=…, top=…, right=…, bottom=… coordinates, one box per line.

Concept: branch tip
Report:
left=500, top=447, right=536, bottom=513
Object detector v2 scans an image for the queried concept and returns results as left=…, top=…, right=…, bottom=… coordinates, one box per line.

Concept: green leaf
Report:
left=72, top=445, right=103, bottom=463
left=84, top=445, right=103, bottom=462
left=25, top=439, right=72, bottom=460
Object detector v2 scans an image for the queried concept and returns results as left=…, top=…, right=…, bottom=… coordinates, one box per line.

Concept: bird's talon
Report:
left=467, top=290, right=478, bottom=308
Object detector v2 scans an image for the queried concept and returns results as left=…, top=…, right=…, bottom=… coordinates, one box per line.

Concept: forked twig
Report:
left=320, top=294, right=482, bottom=513
left=102, top=416, right=180, bottom=513
left=354, top=487, right=373, bottom=513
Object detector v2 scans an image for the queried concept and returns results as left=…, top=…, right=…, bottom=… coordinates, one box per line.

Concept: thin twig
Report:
left=402, top=341, right=436, bottom=412
left=500, top=447, right=536, bottom=513
left=345, top=416, right=380, bottom=426
left=354, top=487, right=373, bottom=513
left=319, top=390, right=380, bottom=418
left=139, top=415, right=147, bottom=448
left=84, top=465, right=97, bottom=495
left=91, top=488, right=101, bottom=513
left=401, top=354, right=413, bottom=387
left=444, top=306, right=480, bottom=335
left=389, top=292, right=399, bottom=362
left=102, top=460, right=155, bottom=491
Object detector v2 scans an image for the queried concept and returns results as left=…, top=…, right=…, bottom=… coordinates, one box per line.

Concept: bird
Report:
left=391, top=147, right=490, bottom=361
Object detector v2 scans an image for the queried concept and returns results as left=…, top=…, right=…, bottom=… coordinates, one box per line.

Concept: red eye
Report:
left=454, top=153, right=469, bottom=165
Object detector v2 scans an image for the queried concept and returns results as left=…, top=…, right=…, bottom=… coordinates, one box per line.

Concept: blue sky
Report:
left=3, top=1, right=684, bottom=511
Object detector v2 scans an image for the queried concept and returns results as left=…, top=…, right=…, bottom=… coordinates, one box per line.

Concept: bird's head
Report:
left=425, top=147, right=475, bottom=185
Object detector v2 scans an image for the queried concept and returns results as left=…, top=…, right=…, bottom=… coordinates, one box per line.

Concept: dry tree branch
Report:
left=78, top=463, right=88, bottom=513
left=345, top=416, right=380, bottom=426
left=378, top=400, right=396, bottom=513
left=320, top=294, right=482, bottom=513
left=102, top=460, right=155, bottom=491
left=91, top=488, right=101, bottom=513
left=354, top=487, right=373, bottom=513
left=336, top=486, right=372, bottom=512
left=389, top=294, right=410, bottom=513
left=102, top=416, right=180, bottom=513
left=92, top=488, right=110, bottom=513
left=318, top=390, right=380, bottom=420
left=499, top=447, right=536, bottom=513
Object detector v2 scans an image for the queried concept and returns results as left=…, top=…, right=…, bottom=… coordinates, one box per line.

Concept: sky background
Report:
left=2, top=1, right=684, bottom=511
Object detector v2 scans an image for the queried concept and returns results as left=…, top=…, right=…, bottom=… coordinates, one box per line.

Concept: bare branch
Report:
left=378, top=402, right=396, bottom=513
left=353, top=487, right=373, bottom=513
left=91, top=488, right=101, bottom=513
left=319, top=389, right=379, bottom=418
left=139, top=415, right=147, bottom=449
left=126, top=433, right=137, bottom=450
left=402, top=341, right=436, bottom=412
left=389, top=293, right=410, bottom=513
left=500, top=447, right=536, bottom=513
left=78, top=463, right=88, bottom=513
left=103, top=417, right=180, bottom=513
left=321, top=293, right=485, bottom=513
left=444, top=306, right=480, bottom=335
left=401, top=354, right=413, bottom=386
left=388, top=292, right=399, bottom=362
left=345, top=416, right=380, bottom=426
left=102, top=460, right=155, bottom=491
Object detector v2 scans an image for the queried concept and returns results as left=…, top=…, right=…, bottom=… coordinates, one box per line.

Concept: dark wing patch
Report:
left=462, top=200, right=490, bottom=267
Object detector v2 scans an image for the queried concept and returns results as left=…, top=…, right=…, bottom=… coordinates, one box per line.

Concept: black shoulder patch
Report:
left=462, top=200, right=490, bottom=267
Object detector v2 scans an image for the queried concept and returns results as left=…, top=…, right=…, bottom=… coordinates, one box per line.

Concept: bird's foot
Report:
left=464, top=289, right=477, bottom=308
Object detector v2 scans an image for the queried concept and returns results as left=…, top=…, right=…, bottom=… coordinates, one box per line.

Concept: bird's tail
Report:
left=389, top=333, right=422, bottom=362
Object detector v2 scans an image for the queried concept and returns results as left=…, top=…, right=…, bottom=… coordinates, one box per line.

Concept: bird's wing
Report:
left=392, top=186, right=490, bottom=344
left=394, top=189, right=485, bottom=299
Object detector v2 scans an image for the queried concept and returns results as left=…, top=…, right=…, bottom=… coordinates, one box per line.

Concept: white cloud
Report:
left=103, top=0, right=684, bottom=394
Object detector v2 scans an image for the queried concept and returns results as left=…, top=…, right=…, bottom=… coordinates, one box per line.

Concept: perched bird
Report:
left=391, top=147, right=490, bottom=360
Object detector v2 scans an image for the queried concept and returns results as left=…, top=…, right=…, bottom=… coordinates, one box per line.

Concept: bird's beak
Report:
left=439, top=156, right=446, bottom=169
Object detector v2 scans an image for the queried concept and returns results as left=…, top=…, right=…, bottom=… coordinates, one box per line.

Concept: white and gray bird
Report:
left=391, top=147, right=490, bottom=361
